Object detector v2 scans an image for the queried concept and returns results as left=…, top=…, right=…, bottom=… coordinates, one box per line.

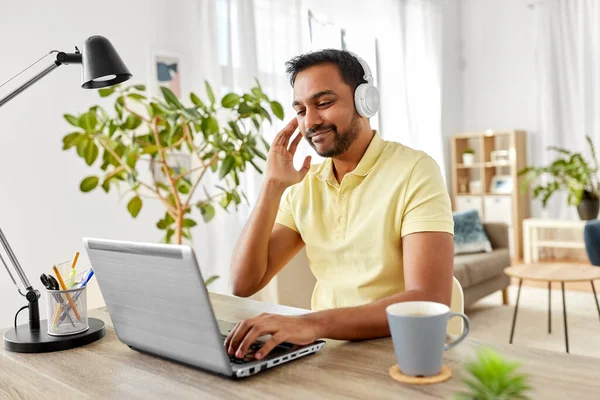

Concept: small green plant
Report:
left=519, top=135, right=599, bottom=207
left=453, top=348, right=532, bottom=400
left=463, top=148, right=475, bottom=154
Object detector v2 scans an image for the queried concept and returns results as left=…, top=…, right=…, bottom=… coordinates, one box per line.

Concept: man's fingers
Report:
left=287, top=132, right=303, bottom=155
left=299, top=156, right=312, bottom=177
left=236, top=325, right=267, bottom=358
left=225, top=323, right=240, bottom=354
left=255, top=334, right=285, bottom=360
left=229, top=320, right=253, bottom=355
left=273, top=118, right=298, bottom=147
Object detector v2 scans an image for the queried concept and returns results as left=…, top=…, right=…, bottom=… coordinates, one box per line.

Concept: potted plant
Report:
left=463, top=148, right=475, bottom=166
left=453, top=348, right=532, bottom=400
left=519, top=135, right=599, bottom=220
left=61, top=81, right=283, bottom=284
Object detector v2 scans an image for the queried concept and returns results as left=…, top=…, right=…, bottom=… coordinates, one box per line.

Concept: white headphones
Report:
left=348, top=51, right=380, bottom=119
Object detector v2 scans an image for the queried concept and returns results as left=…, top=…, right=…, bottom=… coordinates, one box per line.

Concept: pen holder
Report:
left=45, top=286, right=89, bottom=336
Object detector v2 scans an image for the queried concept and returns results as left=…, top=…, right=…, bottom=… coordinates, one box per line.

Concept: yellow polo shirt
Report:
left=275, top=132, right=453, bottom=311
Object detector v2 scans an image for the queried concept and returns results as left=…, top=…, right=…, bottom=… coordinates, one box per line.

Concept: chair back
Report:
left=448, top=276, right=465, bottom=335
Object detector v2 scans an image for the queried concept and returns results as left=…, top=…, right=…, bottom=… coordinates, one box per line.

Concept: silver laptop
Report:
left=83, top=237, right=325, bottom=379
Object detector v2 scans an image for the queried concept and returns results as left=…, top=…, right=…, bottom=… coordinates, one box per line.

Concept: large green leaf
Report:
left=133, top=84, right=146, bottom=91
left=127, top=196, right=143, bottom=218
left=160, top=87, right=184, bottom=109
left=228, top=121, right=243, bottom=139
left=238, top=102, right=253, bottom=115
left=77, top=137, right=90, bottom=158
left=204, top=275, right=219, bottom=286
left=250, top=146, right=267, bottom=161
left=85, top=141, right=99, bottom=165
left=251, top=87, right=263, bottom=99
left=221, top=93, right=240, bottom=108
left=126, top=151, right=139, bottom=169
left=80, top=176, right=99, bottom=192
left=190, top=92, right=204, bottom=107
left=198, top=203, right=215, bottom=222
left=150, top=102, right=169, bottom=117
left=127, top=93, right=146, bottom=101
left=64, top=114, right=80, bottom=127
left=141, top=145, right=159, bottom=155
left=183, top=218, right=197, bottom=227
left=98, top=87, right=116, bottom=97
left=80, top=111, right=97, bottom=132
left=182, top=106, right=201, bottom=120
left=205, top=81, right=216, bottom=105
left=258, top=105, right=272, bottom=124
left=219, top=155, right=235, bottom=179
left=270, top=101, right=284, bottom=120
left=124, top=114, right=143, bottom=130
left=62, top=132, right=82, bottom=149
left=202, top=116, right=219, bottom=135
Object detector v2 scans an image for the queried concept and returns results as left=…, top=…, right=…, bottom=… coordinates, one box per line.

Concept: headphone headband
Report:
left=347, top=51, right=373, bottom=84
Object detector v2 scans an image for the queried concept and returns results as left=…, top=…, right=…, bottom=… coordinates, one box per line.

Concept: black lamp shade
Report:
left=81, top=35, right=132, bottom=89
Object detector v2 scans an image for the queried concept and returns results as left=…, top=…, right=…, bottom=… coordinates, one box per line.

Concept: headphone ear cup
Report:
left=354, top=83, right=380, bottom=119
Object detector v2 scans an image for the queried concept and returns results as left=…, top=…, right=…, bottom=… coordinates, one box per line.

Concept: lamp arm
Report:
left=0, top=49, right=82, bottom=109
left=0, top=226, right=40, bottom=330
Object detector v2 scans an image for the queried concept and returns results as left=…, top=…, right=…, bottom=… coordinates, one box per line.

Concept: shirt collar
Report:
left=316, top=131, right=384, bottom=182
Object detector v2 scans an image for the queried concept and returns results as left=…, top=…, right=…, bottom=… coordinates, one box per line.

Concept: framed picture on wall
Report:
left=148, top=48, right=182, bottom=98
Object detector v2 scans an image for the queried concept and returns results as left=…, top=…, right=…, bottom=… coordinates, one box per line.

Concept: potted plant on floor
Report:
left=519, top=135, right=600, bottom=220
left=61, top=81, right=283, bottom=284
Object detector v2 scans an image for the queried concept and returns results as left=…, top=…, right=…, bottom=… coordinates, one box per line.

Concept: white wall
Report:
left=0, top=0, right=224, bottom=328
left=441, top=0, right=464, bottom=191
left=461, top=0, right=537, bottom=133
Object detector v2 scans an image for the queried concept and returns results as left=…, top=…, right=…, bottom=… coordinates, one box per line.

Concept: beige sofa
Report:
left=454, top=222, right=511, bottom=308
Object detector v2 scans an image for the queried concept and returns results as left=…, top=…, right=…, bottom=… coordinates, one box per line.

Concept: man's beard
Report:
left=306, top=113, right=360, bottom=158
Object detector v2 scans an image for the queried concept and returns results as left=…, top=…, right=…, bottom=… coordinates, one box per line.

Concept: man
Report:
left=225, top=49, right=454, bottom=361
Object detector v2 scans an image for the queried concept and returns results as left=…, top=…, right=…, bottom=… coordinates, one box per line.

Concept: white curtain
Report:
left=395, top=0, right=445, bottom=180
left=190, top=0, right=303, bottom=297
left=533, top=0, right=600, bottom=219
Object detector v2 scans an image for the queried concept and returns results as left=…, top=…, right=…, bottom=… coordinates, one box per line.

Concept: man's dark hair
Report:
left=285, top=49, right=366, bottom=92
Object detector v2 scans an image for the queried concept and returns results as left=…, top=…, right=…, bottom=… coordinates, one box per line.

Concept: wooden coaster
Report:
left=389, top=364, right=452, bottom=385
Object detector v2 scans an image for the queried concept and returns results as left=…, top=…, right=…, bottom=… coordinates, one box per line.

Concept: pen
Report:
left=57, top=269, right=94, bottom=325
left=52, top=265, right=81, bottom=321
left=68, top=252, right=80, bottom=289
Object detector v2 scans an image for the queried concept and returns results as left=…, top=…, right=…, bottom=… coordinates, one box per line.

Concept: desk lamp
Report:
left=0, top=35, right=131, bottom=352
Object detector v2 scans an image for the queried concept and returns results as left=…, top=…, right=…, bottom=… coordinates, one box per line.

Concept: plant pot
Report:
left=577, top=199, right=600, bottom=220
left=462, top=153, right=475, bottom=166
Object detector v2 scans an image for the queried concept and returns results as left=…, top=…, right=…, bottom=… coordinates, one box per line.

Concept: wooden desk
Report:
left=3, top=294, right=600, bottom=399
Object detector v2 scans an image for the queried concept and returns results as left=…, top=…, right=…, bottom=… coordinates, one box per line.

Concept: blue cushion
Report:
left=453, top=209, right=492, bottom=255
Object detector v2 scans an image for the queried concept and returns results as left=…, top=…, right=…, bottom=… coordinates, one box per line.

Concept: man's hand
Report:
left=224, top=313, right=322, bottom=360
left=265, top=118, right=312, bottom=190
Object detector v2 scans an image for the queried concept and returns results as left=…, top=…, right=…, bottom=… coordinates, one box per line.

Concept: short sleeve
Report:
left=400, top=155, right=454, bottom=237
left=275, top=186, right=299, bottom=233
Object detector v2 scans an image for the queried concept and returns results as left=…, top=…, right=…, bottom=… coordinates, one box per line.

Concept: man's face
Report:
left=292, top=63, right=360, bottom=158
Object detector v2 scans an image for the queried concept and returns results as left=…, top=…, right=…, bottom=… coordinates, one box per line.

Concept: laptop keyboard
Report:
left=222, top=335, right=263, bottom=364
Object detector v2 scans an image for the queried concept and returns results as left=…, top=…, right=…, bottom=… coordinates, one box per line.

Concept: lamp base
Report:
left=3, top=317, right=105, bottom=353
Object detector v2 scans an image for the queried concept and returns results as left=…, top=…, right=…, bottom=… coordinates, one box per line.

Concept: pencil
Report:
left=71, top=252, right=80, bottom=269
left=53, top=265, right=81, bottom=321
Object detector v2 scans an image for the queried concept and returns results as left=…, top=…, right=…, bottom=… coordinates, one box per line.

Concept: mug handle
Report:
left=444, top=312, right=470, bottom=351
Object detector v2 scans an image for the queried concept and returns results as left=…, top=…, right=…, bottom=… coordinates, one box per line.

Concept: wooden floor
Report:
left=509, top=259, right=599, bottom=293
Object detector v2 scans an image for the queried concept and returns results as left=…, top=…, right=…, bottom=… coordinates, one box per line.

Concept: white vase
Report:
left=462, top=153, right=475, bottom=165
